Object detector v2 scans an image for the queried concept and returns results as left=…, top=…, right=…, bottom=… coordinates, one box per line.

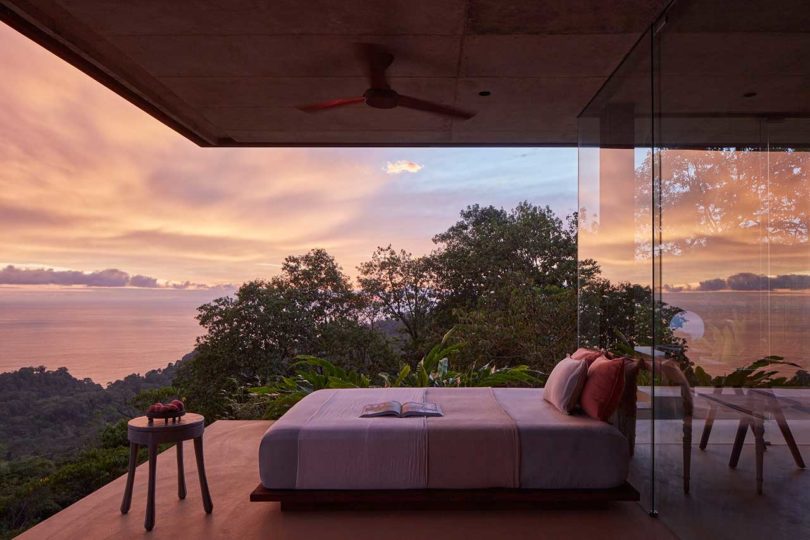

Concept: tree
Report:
left=357, top=246, right=437, bottom=359
left=452, top=275, right=578, bottom=374
left=430, top=202, right=588, bottom=312
left=175, top=249, right=397, bottom=418
left=578, top=277, right=684, bottom=353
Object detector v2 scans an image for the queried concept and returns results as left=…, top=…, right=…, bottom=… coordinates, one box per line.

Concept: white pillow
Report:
left=543, top=356, right=588, bottom=414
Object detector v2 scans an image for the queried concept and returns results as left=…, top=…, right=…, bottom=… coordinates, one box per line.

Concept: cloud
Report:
left=129, top=274, right=159, bottom=288
left=385, top=160, right=424, bottom=175
left=0, top=265, right=236, bottom=290
left=697, top=278, right=727, bottom=291
left=686, top=273, right=810, bottom=291
left=0, top=265, right=131, bottom=287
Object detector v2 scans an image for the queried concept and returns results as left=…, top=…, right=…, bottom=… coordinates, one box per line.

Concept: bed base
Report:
left=250, top=482, right=640, bottom=511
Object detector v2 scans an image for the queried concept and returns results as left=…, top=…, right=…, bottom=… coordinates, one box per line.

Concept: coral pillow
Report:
left=580, top=356, right=625, bottom=421
left=543, top=356, right=589, bottom=414
left=570, top=347, right=603, bottom=365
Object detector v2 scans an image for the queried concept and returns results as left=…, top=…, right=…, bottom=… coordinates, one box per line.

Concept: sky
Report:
left=0, top=24, right=577, bottom=288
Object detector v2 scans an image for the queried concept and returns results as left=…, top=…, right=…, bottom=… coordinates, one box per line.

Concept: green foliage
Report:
left=249, top=355, right=372, bottom=419
left=0, top=365, right=179, bottom=538
left=357, top=246, right=437, bottom=359
left=453, top=280, right=577, bottom=375
left=0, top=420, right=145, bottom=540
left=578, top=279, right=685, bottom=354
left=692, top=356, right=803, bottom=388
left=383, top=331, right=541, bottom=389
left=175, top=249, right=398, bottom=419
left=431, top=203, right=586, bottom=311
left=0, top=364, right=176, bottom=461
left=253, top=333, right=542, bottom=418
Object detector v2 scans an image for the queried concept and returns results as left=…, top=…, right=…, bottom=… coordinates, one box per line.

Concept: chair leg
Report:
left=683, top=415, right=692, bottom=494
left=194, top=436, right=213, bottom=514
left=145, top=443, right=158, bottom=531
left=729, top=418, right=750, bottom=468
left=177, top=441, right=187, bottom=499
left=120, top=443, right=138, bottom=514
left=699, top=402, right=717, bottom=450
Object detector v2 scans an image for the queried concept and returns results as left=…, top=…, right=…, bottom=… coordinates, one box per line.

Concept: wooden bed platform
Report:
left=250, top=482, right=640, bottom=511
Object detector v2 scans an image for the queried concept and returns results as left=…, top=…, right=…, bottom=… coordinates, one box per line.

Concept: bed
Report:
left=252, top=387, right=637, bottom=509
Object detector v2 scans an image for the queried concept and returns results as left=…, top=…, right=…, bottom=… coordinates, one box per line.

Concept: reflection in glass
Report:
left=577, top=1, right=809, bottom=537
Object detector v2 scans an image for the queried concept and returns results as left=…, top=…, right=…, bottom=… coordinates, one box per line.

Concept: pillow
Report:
left=580, top=355, right=625, bottom=422
left=570, top=347, right=603, bottom=365
left=543, top=356, right=589, bottom=414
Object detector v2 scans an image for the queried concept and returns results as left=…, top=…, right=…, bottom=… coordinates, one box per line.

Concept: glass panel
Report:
left=579, top=1, right=809, bottom=535
left=578, top=28, right=656, bottom=512
left=651, top=1, right=810, bottom=538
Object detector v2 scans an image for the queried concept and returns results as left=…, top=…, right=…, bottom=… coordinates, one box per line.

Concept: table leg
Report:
left=120, top=443, right=138, bottom=514
left=145, top=442, right=157, bottom=531
left=752, top=420, right=765, bottom=494
left=729, top=417, right=750, bottom=468
left=772, top=405, right=806, bottom=468
left=194, top=436, right=213, bottom=513
left=177, top=441, right=187, bottom=499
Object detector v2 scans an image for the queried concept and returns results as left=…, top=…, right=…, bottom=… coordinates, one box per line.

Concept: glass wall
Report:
left=579, top=1, right=809, bottom=537
left=577, top=25, right=659, bottom=512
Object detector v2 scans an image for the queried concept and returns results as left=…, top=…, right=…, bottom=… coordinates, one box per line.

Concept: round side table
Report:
left=120, top=413, right=213, bottom=531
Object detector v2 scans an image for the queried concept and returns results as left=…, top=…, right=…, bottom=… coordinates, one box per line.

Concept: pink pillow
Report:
left=580, top=355, right=625, bottom=421
left=570, top=347, right=602, bottom=365
left=543, top=356, right=588, bottom=414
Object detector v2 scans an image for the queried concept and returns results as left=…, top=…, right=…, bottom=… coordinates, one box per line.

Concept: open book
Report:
left=360, top=401, right=444, bottom=418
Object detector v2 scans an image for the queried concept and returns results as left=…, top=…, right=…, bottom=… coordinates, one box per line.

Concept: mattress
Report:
left=259, top=387, right=628, bottom=490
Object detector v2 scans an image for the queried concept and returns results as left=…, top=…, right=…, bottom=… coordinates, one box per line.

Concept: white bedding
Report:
left=258, top=387, right=629, bottom=490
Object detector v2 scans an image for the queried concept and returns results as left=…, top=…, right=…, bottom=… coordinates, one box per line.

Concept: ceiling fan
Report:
left=296, top=43, right=476, bottom=120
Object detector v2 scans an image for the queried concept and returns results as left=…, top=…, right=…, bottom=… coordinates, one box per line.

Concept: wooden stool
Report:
left=120, top=413, right=213, bottom=531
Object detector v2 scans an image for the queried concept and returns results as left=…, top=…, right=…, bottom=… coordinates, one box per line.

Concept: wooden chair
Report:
left=637, top=357, right=694, bottom=494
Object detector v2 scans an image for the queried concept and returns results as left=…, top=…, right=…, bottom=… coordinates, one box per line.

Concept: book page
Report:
left=360, top=401, right=402, bottom=417
left=401, top=401, right=443, bottom=417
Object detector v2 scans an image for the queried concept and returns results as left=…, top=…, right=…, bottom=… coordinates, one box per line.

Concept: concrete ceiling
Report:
left=0, top=0, right=670, bottom=147
left=578, top=0, right=810, bottom=149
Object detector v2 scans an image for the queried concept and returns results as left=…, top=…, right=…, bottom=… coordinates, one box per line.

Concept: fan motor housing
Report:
left=363, top=88, right=399, bottom=109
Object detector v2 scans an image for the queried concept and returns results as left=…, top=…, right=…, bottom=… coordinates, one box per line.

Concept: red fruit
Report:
left=171, top=399, right=184, bottom=410
left=164, top=403, right=179, bottom=412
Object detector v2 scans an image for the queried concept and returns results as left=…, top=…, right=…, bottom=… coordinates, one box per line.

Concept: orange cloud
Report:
left=385, top=160, right=424, bottom=174
left=1, top=25, right=577, bottom=287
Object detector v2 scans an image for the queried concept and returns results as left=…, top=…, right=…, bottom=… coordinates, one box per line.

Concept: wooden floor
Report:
left=19, top=420, right=678, bottom=540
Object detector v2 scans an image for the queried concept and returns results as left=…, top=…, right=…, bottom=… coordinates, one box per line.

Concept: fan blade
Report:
left=355, top=43, right=393, bottom=89
left=296, top=96, right=365, bottom=112
left=397, top=95, right=476, bottom=120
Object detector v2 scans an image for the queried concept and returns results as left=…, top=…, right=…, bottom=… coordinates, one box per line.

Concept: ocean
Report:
left=0, top=288, right=807, bottom=384
left=663, top=291, right=810, bottom=375
left=0, top=287, right=227, bottom=384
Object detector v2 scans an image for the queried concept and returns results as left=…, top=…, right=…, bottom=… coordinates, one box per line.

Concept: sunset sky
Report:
left=0, top=24, right=577, bottom=287
left=4, top=22, right=806, bottom=292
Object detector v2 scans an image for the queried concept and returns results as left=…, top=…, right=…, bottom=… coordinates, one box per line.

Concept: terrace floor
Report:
left=632, top=417, right=810, bottom=540
left=19, top=420, right=678, bottom=540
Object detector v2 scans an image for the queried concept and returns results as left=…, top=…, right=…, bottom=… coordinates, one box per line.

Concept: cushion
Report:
left=570, top=347, right=603, bottom=365
left=543, top=356, right=589, bottom=414
left=581, top=355, right=626, bottom=422
left=611, top=357, right=641, bottom=455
